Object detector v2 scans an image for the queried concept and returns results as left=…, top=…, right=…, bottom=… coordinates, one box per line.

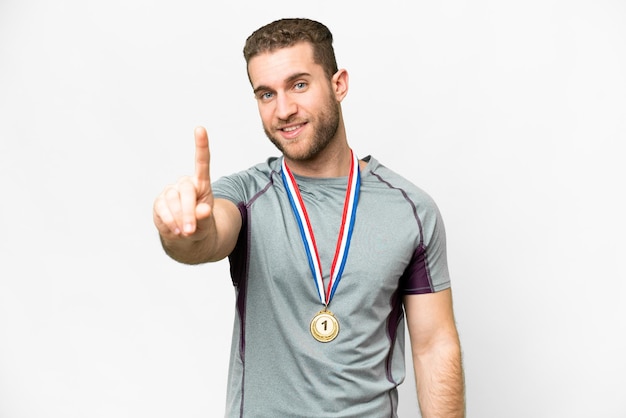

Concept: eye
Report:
left=294, top=82, right=307, bottom=91
left=260, top=91, right=274, bottom=100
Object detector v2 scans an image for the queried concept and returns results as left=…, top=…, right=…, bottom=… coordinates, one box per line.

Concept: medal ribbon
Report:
left=281, top=151, right=361, bottom=306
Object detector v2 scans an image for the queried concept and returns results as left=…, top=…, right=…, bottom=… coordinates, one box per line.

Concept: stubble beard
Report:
left=264, top=97, right=340, bottom=162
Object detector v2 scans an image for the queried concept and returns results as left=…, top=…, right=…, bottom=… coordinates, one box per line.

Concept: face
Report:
left=248, top=43, right=345, bottom=163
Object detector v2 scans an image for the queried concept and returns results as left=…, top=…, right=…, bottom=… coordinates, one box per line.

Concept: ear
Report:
left=332, top=69, right=349, bottom=102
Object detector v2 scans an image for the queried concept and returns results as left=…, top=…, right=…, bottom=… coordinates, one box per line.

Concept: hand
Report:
left=153, top=126, right=214, bottom=242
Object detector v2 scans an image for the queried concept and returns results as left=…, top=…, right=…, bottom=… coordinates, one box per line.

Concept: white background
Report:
left=1, top=1, right=625, bottom=417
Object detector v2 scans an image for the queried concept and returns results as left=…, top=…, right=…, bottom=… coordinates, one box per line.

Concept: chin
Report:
left=282, top=148, right=314, bottom=162
left=271, top=137, right=308, bottom=159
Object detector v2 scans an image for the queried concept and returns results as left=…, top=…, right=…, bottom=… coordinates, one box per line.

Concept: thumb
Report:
left=196, top=202, right=212, bottom=222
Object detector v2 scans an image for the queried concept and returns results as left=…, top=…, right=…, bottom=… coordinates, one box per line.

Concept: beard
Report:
left=264, top=95, right=340, bottom=162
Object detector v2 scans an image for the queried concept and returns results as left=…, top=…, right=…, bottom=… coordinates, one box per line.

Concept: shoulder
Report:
left=212, top=157, right=282, bottom=203
left=362, top=156, right=439, bottom=210
left=219, top=156, right=280, bottom=181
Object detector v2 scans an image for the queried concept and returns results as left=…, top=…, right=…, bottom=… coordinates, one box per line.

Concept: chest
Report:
left=244, top=183, right=419, bottom=306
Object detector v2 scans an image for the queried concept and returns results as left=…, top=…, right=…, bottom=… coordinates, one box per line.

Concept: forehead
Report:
left=248, top=42, right=321, bottom=89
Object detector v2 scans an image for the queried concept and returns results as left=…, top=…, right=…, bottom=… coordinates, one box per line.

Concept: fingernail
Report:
left=184, top=223, right=193, bottom=233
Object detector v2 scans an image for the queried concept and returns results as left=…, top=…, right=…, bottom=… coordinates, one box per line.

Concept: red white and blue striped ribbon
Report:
left=281, top=151, right=361, bottom=306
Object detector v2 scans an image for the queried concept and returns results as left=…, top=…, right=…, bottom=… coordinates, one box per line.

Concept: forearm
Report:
left=413, top=338, right=465, bottom=418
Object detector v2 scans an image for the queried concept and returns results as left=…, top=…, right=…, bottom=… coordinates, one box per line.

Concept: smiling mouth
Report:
left=281, top=123, right=305, bottom=132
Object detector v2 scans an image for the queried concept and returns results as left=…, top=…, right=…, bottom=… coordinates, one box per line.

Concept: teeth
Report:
left=283, top=125, right=301, bottom=132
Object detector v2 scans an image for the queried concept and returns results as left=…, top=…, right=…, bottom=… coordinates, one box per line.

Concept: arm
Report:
left=405, top=288, right=465, bottom=417
left=153, top=126, right=242, bottom=264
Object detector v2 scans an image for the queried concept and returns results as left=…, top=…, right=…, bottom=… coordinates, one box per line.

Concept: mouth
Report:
left=278, top=122, right=307, bottom=139
left=282, top=124, right=302, bottom=132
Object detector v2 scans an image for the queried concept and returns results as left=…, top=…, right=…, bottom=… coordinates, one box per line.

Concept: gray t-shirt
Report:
left=212, top=155, right=451, bottom=418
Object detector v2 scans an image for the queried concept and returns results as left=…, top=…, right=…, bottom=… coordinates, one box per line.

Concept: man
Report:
left=153, top=18, right=465, bottom=417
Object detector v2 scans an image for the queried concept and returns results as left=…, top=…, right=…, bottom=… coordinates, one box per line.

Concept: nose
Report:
left=275, top=93, right=297, bottom=121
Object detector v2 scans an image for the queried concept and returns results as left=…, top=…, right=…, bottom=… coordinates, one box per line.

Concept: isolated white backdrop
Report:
left=1, top=1, right=625, bottom=417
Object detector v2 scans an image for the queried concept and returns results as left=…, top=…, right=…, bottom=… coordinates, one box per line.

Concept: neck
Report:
left=284, top=143, right=353, bottom=178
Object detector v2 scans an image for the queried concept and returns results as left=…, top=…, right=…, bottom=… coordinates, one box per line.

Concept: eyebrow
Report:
left=253, top=72, right=311, bottom=96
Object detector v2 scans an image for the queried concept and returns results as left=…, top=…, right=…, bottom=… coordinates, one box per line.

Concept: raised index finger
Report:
left=194, top=126, right=211, bottom=190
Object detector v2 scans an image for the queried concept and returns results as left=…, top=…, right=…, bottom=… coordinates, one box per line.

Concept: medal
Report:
left=281, top=150, right=360, bottom=342
left=310, top=309, right=339, bottom=342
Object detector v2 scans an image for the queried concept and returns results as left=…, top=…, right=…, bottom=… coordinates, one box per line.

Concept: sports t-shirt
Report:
left=212, top=155, right=451, bottom=418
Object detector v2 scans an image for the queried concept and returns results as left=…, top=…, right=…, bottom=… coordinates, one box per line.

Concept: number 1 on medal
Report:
left=310, top=310, right=339, bottom=342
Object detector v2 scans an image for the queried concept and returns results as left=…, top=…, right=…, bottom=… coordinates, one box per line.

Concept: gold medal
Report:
left=310, top=309, right=339, bottom=342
